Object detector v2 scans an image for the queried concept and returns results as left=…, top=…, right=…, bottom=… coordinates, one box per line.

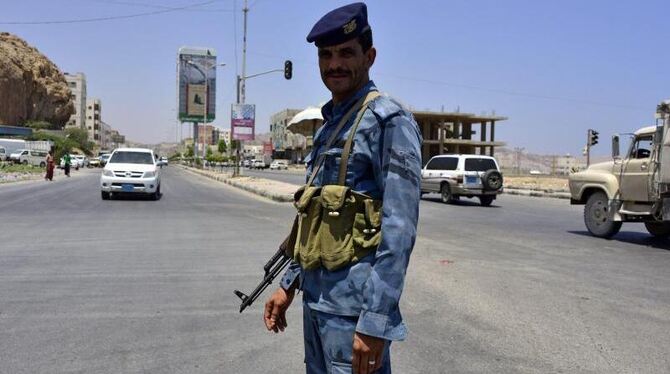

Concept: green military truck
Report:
left=569, top=101, right=670, bottom=238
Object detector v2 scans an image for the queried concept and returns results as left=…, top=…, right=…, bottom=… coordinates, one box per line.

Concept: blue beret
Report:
left=306, top=2, right=370, bottom=47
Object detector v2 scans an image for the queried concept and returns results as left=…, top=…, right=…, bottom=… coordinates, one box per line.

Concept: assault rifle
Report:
left=234, top=217, right=297, bottom=313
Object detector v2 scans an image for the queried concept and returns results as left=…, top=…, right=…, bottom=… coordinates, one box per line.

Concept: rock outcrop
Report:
left=0, top=32, right=73, bottom=128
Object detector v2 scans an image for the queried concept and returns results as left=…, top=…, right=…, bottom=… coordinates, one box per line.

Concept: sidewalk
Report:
left=178, top=164, right=572, bottom=202
left=178, top=165, right=299, bottom=202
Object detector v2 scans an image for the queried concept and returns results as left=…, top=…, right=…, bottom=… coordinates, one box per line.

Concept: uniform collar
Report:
left=321, top=80, right=376, bottom=122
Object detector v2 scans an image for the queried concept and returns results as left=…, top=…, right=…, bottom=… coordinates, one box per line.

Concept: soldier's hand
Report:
left=352, top=332, right=385, bottom=374
left=264, top=287, right=295, bottom=333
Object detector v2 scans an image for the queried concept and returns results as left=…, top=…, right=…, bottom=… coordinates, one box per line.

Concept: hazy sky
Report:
left=2, top=0, right=667, bottom=156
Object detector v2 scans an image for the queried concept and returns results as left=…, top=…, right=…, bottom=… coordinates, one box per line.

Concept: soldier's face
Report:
left=318, top=38, right=376, bottom=103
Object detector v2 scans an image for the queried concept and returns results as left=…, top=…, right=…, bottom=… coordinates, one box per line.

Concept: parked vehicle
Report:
left=60, top=156, right=81, bottom=170
left=100, top=148, right=161, bottom=200
left=0, top=146, right=7, bottom=161
left=0, top=138, right=26, bottom=160
left=72, top=155, right=88, bottom=168
left=9, top=149, right=28, bottom=163
left=99, top=154, right=111, bottom=167
left=252, top=159, right=266, bottom=169
left=269, top=160, right=289, bottom=170
left=420, top=154, right=504, bottom=206
left=16, top=149, right=48, bottom=167
left=569, top=101, right=670, bottom=239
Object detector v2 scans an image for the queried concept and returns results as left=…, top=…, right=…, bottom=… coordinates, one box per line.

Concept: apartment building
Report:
left=64, top=73, right=87, bottom=130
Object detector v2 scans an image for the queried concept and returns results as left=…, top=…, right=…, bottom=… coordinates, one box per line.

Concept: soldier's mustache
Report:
left=325, top=69, right=351, bottom=77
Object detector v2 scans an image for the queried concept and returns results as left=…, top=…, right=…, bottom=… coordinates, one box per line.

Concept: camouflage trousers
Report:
left=303, top=305, right=391, bottom=374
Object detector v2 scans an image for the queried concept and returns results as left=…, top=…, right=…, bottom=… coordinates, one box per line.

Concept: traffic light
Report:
left=284, top=60, right=293, bottom=80
left=589, top=129, right=599, bottom=146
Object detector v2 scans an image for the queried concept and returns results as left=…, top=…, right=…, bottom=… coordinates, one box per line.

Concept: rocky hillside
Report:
left=0, top=32, right=73, bottom=128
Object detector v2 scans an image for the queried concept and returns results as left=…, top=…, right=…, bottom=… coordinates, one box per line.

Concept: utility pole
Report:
left=513, top=147, right=524, bottom=175
left=233, top=0, right=249, bottom=177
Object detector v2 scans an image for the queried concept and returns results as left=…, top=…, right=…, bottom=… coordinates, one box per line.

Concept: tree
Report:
left=185, top=145, right=194, bottom=157
left=218, top=139, right=227, bottom=154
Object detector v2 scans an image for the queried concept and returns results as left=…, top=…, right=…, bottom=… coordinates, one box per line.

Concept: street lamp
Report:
left=186, top=60, right=225, bottom=165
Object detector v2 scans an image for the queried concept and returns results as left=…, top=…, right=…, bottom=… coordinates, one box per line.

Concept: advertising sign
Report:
left=177, top=47, right=216, bottom=122
left=231, top=104, right=255, bottom=141
left=263, top=141, right=273, bottom=155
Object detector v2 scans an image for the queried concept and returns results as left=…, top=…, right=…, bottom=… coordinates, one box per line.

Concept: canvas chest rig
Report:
left=290, top=91, right=382, bottom=271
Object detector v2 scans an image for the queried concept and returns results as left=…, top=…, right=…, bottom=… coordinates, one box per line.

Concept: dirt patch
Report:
left=505, top=176, right=569, bottom=192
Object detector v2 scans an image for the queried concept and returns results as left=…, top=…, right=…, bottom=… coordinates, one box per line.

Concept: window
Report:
left=464, top=158, right=497, bottom=171
left=109, top=151, right=154, bottom=165
left=426, top=157, right=458, bottom=170
left=629, top=136, right=653, bottom=159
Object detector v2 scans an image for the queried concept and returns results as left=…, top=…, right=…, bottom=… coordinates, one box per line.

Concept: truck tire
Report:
left=101, top=191, right=110, bottom=200
left=479, top=195, right=495, bottom=207
left=644, top=222, right=670, bottom=238
left=584, top=191, right=621, bottom=238
left=482, top=169, right=503, bottom=191
left=440, top=183, right=454, bottom=204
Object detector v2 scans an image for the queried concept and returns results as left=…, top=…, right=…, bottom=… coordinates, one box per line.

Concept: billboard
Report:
left=231, top=104, right=255, bottom=141
left=177, top=47, right=216, bottom=122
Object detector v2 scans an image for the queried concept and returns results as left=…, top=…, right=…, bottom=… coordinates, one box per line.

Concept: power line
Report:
left=378, top=73, right=647, bottom=111
left=0, top=0, right=219, bottom=25
left=89, top=0, right=234, bottom=13
left=243, top=50, right=647, bottom=112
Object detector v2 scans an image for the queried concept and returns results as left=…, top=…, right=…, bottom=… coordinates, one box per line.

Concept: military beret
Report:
left=306, top=2, right=371, bottom=47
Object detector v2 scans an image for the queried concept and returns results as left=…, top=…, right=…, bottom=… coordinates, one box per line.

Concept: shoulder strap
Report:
left=305, top=92, right=373, bottom=187
left=337, top=91, right=381, bottom=185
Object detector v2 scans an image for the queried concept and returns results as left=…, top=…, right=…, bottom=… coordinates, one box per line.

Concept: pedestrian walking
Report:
left=45, top=149, right=55, bottom=181
left=263, top=3, right=423, bottom=373
left=63, top=152, right=71, bottom=177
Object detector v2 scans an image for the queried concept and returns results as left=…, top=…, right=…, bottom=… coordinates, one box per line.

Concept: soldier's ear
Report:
left=365, top=47, right=376, bottom=69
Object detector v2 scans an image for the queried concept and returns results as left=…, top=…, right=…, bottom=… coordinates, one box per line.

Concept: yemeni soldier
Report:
left=264, top=3, right=422, bottom=374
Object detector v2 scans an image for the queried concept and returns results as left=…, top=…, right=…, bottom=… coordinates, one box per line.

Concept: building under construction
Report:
left=279, top=108, right=507, bottom=164
left=412, top=110, right=507, bottom=163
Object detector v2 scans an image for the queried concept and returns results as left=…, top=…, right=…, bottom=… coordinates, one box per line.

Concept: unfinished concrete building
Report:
left=413, top=111, right=507, bottom=163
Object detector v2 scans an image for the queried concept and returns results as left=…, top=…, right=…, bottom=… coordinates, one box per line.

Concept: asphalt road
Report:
left=0, top=167, right=668, bottom=373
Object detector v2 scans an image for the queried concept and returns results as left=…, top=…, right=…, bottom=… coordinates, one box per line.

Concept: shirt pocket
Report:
left=321, top=148, right=343, bottom=185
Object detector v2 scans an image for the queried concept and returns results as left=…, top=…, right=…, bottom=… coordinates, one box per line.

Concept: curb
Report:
left=178, top=165, right=294, bottom=203
left=178, top=165, right=572, bottom=201
left=503, top=188, right=571, bottom=200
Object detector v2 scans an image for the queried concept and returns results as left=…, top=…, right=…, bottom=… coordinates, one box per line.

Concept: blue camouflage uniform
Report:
left=280, top=80, right=423, bottom=373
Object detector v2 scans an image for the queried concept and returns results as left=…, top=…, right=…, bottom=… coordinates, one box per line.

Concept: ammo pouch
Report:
left=286, top=90, right=382, bottom=272
left=292, top=185, right=382, bottom=271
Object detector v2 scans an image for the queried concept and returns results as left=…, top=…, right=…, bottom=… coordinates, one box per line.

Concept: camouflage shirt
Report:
left=280, top=81, right=422, bottom=341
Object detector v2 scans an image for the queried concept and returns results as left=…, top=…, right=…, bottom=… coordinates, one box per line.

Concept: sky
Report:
left=1, top=0, right=668, bottom=156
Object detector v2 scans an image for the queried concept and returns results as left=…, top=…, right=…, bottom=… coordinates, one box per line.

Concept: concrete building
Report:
left=100, top=121, right=112, bottom=150
left=219, top=128, right=231, bottom=146
left=110, top=129, right=126, bottom=149
left=85, top=98, right=103, bottom=145
left=270, top=108, right=302, bottom=160
left=285, top=106, right=508, bottom=164
left=412, top=111, right=507, bottom=162
left=196, top=124, right=219, bottom=146
left=64, top=73, right=87, bottom=130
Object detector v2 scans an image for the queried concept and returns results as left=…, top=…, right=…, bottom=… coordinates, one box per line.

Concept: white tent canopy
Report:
left=287, top=106, right=323, bottom=127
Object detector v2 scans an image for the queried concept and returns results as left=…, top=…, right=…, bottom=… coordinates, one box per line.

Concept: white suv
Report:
left=420, top=154, right=503, bottom=206
left=100, top=148, right=161, bottom=200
